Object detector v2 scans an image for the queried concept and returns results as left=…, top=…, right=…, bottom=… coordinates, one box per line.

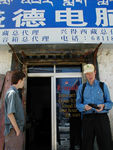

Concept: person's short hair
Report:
left=11, top=71, right=26, bottom=84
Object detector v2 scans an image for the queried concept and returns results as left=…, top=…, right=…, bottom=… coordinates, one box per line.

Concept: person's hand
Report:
left=96, top=104, right=105, bottom=112
left=16, top=129, right=21, bottom=136
left=85, top=104, right=92, bottom=111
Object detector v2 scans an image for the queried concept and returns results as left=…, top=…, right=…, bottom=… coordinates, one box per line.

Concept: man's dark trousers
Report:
left=81, top=113, right=112, bottom=150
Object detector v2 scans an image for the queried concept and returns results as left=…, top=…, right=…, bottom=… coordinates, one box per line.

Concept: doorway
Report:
left=26, top=65, right=82, bottom=150
left=26, top=77, right=51, bottom=150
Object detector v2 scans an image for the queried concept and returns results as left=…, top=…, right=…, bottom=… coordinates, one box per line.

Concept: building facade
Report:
left=0, top=0, right=113, bottom=150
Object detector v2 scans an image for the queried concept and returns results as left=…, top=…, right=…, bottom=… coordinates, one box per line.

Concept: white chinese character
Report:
left=83, top=0, right=87, bottom=6
left=32, top=0, right=41, bottom=3
left=96, top=8, right=108, bottom=26
left=96, top=8, right=113, bottom=26
left=63, top=0, right=74, bottom=6
left=12, top=9, right=46, bottom=27
left=0, top=11, right=5, bottom=27
left=76, top=0, right=82, bottom=3
left=97, top=0, right=109, bottom=5
left=63, top=0, right=87, bottom=6
left=21, top=0, right=53, bottom=5
left=76, top=0, right=87, bottom=6
left=108, top=10, right=113, bottom=26
left=42, top=0, right=53, bottom=6
left=21, top=0, right=41, bottom=4
left=21, top=0, right=31, bottom=4
left=0, top=0, right=13, bottom=5
left=56, top=8, right=87, bottom=27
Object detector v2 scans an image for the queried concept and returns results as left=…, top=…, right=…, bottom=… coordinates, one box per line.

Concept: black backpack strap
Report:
left=99, top=82, right=105, bottom=102
left=81, top=82, right=86, bottom=103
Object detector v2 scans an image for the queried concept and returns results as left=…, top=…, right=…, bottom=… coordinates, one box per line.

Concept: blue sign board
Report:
left=0, top=0, right=113, bottom=44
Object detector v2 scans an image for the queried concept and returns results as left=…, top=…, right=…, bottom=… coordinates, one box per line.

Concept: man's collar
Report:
left=87, top=79, right=98, bottom=86
left=11, top=85, right=19, bottom=93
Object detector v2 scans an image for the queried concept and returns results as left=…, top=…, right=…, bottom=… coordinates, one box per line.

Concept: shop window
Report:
left=56, top=65, right=82, bottom=73
left=28, top=66, right=54, bottom=73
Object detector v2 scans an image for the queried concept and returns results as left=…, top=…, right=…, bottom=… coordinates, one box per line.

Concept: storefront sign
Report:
left=0, top=0, right=113, bottom=44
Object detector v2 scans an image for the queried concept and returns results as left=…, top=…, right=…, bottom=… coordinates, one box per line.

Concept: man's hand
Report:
left=8, top=113, right=20, bottom=136
left=85, top=104, right=92, bottom=111
left=96, top=104, right=105, bottom=112
left=16, top=128, right=21, bottom=136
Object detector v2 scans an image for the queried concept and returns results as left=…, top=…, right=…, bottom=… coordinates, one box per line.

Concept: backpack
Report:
left=81, top=82, right=105, bottom=103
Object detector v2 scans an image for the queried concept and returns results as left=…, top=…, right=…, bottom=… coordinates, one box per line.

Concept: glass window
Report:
left=56, top=78, right=82, bottom=150
left=56, top=65, right=82, bottom=73
left=28, top=66, right=54, bottom=73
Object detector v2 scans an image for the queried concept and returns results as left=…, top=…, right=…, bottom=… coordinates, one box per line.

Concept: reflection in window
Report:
left=28, top=66, right=54, bottom=73
left=56, top=65, right=82, bottom=73
left=28, top=65, right=82, bottom=73
left=56, top=78, right=82, bottom=150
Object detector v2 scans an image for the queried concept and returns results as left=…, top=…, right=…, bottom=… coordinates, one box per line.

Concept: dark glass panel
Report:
left=56, top=78, right=82, bottom=150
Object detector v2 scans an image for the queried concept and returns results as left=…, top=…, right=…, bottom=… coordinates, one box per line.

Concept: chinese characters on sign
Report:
left=0, top=28, right=113, bottom=44
left=96, top=8, right=113, bottom=26
left=0, top=8, right=113, bottom=28
left=97, top=0, right=113, bottom=5
left=63, top=0, right=87, bottom=7
left=0, top=0, right=53, bottom=5
left=12, top=9, right=46, bottom=27
left=56, top=8, right=87, bottom=27
left=21, top=0, right=53, bottom=6
left=56, top=8, right=113, bottom=27
left=0, top=0, right=113, bottom=5
left=0, top=0, right=13, bottom=5
left=0, top=0, right=113, bottom=44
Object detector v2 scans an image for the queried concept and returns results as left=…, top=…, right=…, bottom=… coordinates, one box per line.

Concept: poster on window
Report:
left=56, top=78, right=82, bottom=150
